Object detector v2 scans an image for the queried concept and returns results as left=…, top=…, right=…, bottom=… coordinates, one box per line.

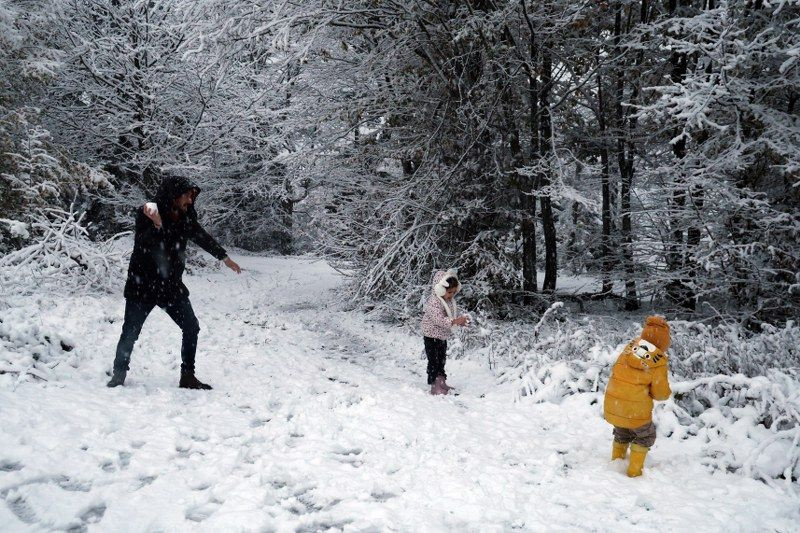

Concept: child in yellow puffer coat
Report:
left=603, top=316, right=672, bottom=477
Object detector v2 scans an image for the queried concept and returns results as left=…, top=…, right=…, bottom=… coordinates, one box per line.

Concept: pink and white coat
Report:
left=420, top=269, right=460, bottom=340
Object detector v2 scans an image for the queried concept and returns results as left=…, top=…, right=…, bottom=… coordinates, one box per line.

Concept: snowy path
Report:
left=1, top=256, right=798, bottom=532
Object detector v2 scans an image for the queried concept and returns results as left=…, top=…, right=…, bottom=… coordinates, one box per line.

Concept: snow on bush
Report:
left=0, top=218, right=29, bottom=239
left=483, top=304, right=800, bottom=486
left=662, top=372, right=800, bottom=490
left=0, top=204, right=128, bottom=294
left=0, top=305, right=76, bottom=389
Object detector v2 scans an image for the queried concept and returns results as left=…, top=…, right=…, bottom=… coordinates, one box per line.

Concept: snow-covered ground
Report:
left=1, top=256, right=798, bottom=532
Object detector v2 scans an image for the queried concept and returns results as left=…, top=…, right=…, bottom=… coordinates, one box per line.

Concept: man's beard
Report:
left=170, top=203, right=190, bottom=220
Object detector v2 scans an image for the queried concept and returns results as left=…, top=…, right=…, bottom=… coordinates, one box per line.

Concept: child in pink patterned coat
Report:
left=421, top=269, right=469, bottom=395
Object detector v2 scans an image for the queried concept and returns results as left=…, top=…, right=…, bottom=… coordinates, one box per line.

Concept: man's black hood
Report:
left=154, top=175, right=201, bottom=220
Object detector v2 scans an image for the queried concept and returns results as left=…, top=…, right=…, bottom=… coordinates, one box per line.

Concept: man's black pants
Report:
left=424, top=336, right=447, bottom=385
left=112, top=297, right=200, bottom=376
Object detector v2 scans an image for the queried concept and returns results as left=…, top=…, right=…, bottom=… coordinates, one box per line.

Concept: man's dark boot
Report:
left=179, top=374, right=212, bottom=390
left=107, top=372, right=126, bottom=388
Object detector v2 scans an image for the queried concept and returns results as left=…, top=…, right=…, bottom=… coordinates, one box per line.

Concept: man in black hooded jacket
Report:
left=107, top=175, right=241, bottom=389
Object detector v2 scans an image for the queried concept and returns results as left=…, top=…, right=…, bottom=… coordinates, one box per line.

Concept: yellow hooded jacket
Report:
left=603, top=339, right=671, bottom=429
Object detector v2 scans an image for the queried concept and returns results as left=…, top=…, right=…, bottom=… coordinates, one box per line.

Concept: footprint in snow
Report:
left=4, top=492, right=37, bottom=524
left=57, top=477, right=92, bottom=493
left=4, top=487, right=106, bottom=531
left=267, top=479, right=288, bottom=490
left=175, top=443, right=192, bottom=458
left=338, top=394, right=363, bottom=408
left=79, top=503, right=107, bottom=525
left=118, top=451, right=132, bottom=470
left=370, top=491, right=397, bottom=502
left=285, top=432, right=305, bottom=449
left=250, top=417, right=271, bottom=428
left=185, top=498, right=222, bottom=522
left=291, top=486, right=324, bottom=514
left=296, top=518, right=353, bottom=532
left=283, top=484, right=339, bottom=516
left=136, top=476, right=157, bottom=490
left=326, top=376, right=355, bottom=386
left=0, top=460, right=23, bottom=472
left=331, top=447, right=363, bottom=466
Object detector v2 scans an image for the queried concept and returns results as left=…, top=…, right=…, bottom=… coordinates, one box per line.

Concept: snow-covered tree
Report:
left=44, top=0, right=304, bottom=250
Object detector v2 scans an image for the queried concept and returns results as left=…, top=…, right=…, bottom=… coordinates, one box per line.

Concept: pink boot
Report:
left=430, top=376, right=449, bottom=395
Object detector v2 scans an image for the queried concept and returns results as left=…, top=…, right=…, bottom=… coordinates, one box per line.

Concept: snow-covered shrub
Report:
left=0, top=110, right=114, bottom=218
left=503, top=309, right=800, bottom=484
left=464, top=302, right=609, bottom=379
left=660, top=372, right=800, bottom=488
left=0, top=204, right=128, bottom=294
left=184, top=245, right=223, bottom=275
left=0, top=306, right=76, bottom=388
left=669, top=321, right=800, bottom=379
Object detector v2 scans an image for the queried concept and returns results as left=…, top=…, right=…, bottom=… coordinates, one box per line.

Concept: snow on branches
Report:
left=0, top=305, right=76, bottom=388
left=0, top=204, right=128, bottom=294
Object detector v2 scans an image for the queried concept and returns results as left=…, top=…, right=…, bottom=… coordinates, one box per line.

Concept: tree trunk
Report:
left=665, top=0, right=696, bottom=310
left=277, top=196, right=294, bottom=255
left=613, top=3, right=639, bottom=310
left=525, top=18, right=540, bottom=296
left=597, top=54, right=614, bottom=295
left=539, top=44, right=557, bottom=293
left=508, top=98, right=536, bottom=300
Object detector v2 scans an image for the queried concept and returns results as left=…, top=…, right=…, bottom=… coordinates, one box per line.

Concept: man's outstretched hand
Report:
left=143, top=202, right=162, bottom=229
left=224, top=256, right=242, bottom=274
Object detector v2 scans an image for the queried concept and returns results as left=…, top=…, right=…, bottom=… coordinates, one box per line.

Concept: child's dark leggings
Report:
left=423, top=336, right=447, bottom=385
left=613, top=422, right=656, bottom=448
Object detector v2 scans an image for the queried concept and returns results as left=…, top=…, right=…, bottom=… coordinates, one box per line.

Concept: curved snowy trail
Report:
left=1, top=256, right=798, bottom=532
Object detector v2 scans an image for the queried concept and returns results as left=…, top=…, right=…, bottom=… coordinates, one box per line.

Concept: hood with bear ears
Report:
left=432, top=269, right=461, bottom=297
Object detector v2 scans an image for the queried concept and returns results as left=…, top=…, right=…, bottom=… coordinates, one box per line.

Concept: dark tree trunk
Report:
left=613, top=3, right=639, bottom=310
left=524, top=13, right=540, bottom=296
left=521, top=192, right=538, bottom=296
left=539, top=44, right=557, bottom=293
left=665, top=0, right=696, bottom=310
left=687, top=185, right=703, bottom=252
left=597, top=55, right=614, bottom=295
left=506, top=88, right=536, bottom=300
left=276, top=197, right=294, bottom=255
